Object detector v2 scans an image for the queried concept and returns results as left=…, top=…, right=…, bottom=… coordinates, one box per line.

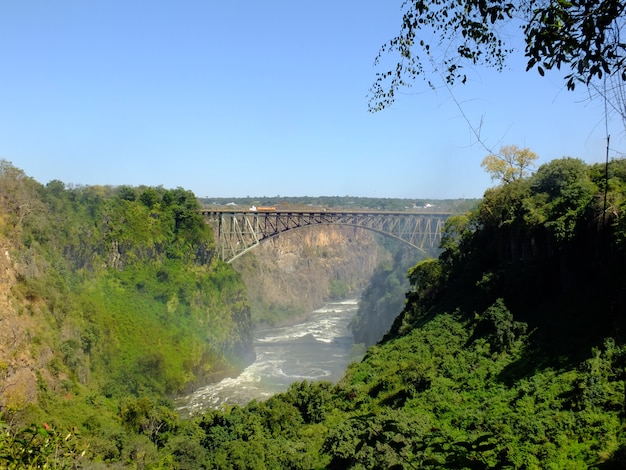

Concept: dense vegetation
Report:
left=0, top=161, right=254, bottom=465
left=2, top=156, right=626, bottom=468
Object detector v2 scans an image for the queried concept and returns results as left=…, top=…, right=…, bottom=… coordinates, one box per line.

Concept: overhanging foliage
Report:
left=369, top=0, right=626, bottom=110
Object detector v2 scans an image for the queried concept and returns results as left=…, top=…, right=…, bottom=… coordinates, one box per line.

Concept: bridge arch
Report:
left=259, top=223, right=433, bottom=256
left=202, top=210, right=450, bottom=263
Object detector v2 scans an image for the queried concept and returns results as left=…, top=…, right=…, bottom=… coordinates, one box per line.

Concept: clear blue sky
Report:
left=0, top=1, right=622, bottom=199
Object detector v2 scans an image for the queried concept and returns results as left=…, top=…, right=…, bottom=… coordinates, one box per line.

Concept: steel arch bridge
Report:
left=202, top=210, right=451, bottom=263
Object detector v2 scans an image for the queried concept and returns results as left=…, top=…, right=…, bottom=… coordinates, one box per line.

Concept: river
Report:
left=176, top=298, right=361, bottom=417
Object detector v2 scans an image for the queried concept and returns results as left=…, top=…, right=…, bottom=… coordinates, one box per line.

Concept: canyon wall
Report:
left=231, top=225, right=391, bottom=325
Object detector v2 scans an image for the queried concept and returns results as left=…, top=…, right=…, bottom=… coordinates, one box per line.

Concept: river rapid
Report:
left=176, top=299, right=361, bottom=417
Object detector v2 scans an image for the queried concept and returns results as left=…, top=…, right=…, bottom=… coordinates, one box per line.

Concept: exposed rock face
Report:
left=232, top=225, right=390, bottom=325
left=0, top=243, right=39, bottom=411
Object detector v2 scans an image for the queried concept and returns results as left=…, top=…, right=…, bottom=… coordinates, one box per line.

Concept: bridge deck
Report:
left=201, top=209, right=451, bottom=215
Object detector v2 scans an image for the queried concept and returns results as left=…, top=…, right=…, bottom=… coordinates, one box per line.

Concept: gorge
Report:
left=2, top=159, right=624, bottom=468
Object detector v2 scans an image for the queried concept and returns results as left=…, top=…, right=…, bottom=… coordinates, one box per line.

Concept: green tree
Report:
left=530, top=157, right=597, bottom=242
left=408, top=258, right=445, bottom=304
left=481, top=145, right=539, bottom=184
left=0, top=160, right=45, bottom=229
left=439, top=212, right=476, bottom=271
left=369, top=0, right=626, bottom=111
left=473, top=298, right=527, bottom=353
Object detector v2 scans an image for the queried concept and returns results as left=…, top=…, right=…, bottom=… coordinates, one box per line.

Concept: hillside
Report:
left=0, top=161, right=254, bottom=425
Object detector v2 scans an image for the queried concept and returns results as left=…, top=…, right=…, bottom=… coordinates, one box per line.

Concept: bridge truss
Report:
left=202, top=210, right=450, bottom=263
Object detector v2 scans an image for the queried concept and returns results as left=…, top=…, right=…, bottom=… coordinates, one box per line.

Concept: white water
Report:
left=176, top=299, right=359, bottom=417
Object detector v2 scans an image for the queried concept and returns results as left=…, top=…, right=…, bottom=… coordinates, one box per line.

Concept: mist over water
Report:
left=176, top=299, right=360, bottom=417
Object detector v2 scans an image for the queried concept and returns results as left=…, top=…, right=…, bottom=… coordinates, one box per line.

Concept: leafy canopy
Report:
left=369, top=0, right=626, bottom=110
left=481, top=145, right=539, bottom=184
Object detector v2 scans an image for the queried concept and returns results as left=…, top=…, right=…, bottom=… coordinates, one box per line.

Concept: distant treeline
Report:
left=199, top=195, right=479, bottom=213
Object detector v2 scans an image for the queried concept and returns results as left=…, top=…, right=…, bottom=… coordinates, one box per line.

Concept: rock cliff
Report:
left=0, top=240, right=43, bottom=411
